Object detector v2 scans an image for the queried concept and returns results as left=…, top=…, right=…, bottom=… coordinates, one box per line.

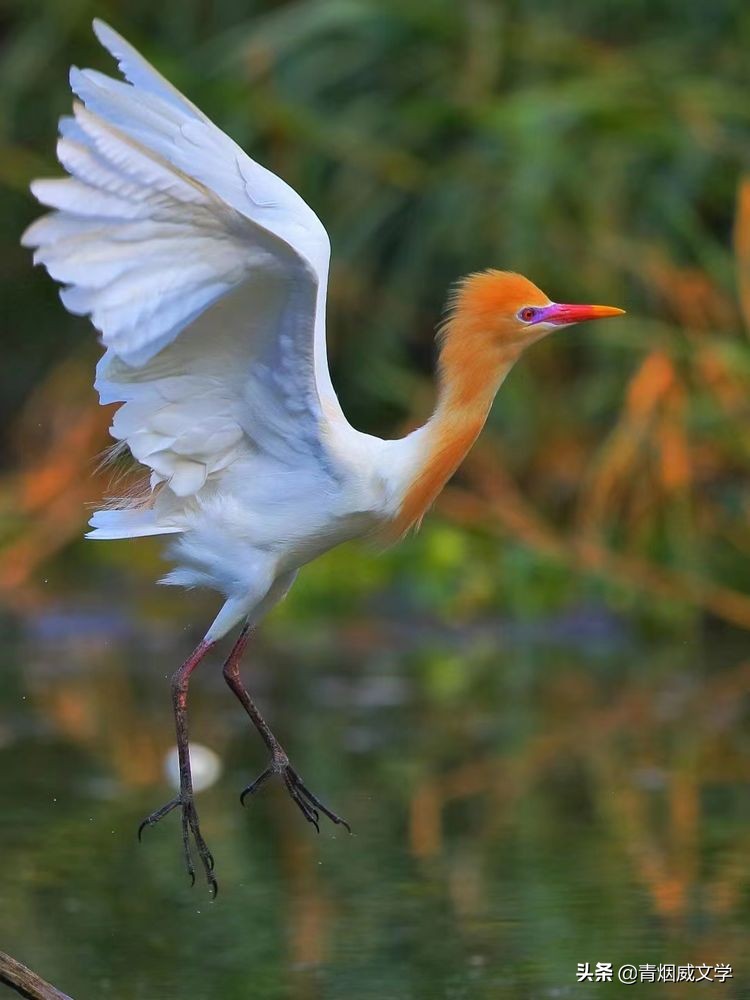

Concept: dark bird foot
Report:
left=240, top=750, right=351, bottom=834
left=138, top=794, right=218, bottom=897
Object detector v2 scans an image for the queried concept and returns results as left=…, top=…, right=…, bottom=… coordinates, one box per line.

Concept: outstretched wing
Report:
left=22, top=21, right=340, bottom=535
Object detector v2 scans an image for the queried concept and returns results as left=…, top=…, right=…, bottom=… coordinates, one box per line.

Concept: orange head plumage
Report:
left=438, top=270, right=625, bottom=405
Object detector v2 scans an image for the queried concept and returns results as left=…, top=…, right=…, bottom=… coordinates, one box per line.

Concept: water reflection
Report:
left=0, top=600, right=748, bottom=998
left=164, top=744, right=222, bottom=794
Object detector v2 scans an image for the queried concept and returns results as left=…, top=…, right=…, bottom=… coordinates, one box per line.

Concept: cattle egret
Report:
left=23, top=21, right=625, bottom=895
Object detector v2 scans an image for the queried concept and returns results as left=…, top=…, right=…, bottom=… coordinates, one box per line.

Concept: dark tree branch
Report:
left=0, top=951, right=73, bottom=1000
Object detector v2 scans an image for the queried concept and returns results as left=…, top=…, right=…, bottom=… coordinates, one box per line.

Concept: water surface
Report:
left=1, top=600, right=748, bottom=999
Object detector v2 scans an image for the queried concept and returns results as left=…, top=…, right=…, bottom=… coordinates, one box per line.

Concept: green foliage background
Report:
left=2, top=8, right=750, bottom=998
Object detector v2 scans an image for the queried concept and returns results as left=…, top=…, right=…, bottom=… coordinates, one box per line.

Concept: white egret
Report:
left=23, top=21, right=624, bottom=895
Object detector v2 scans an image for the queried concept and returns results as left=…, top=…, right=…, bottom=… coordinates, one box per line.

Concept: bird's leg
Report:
left=222, top=624, right=351, bottom=834
left=138, top=637, right=218, bottom=896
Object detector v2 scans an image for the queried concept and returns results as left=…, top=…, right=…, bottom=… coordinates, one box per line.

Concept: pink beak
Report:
left=542, top=302, right=626, bottom=326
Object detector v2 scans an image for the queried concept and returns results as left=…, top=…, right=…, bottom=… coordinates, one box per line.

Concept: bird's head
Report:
left=447, top=269, right=625, bottom=349
left=437, top=269, right=625, bottom=400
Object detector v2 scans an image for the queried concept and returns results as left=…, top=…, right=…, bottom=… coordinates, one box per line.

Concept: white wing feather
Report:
left=22, top=21, right=342, bottom=536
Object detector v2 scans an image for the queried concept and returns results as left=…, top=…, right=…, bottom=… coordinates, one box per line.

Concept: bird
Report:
left=22, top=21, right=625, bottom=896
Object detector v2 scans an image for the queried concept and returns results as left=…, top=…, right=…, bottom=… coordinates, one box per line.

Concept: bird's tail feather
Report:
left=86, top=508, right=182, bottom=539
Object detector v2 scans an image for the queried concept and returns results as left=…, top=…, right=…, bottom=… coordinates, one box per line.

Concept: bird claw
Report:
left=138, top=793, right=218, bottom=897
left=241, top=758, right=351, bottom=834
left=138, top=796, right=180, bottom=841
left=239, top=766, right=273, bottom=806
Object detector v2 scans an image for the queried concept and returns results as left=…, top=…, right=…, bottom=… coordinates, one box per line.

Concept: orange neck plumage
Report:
left=383, top=301, right=524, bottom=542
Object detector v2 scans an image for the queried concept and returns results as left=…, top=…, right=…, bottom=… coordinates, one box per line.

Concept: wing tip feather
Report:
left=92, top=18, right=133, bottom=64
left=91, top=17, right=114, bottom=43
left=68, top=65, right=85, bottom=98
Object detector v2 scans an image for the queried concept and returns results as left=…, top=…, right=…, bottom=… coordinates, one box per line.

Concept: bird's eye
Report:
left=518, top=307, right=537, bottom=323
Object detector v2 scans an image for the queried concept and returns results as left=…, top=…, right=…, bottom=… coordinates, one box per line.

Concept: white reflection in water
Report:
left=164, top=743, right=222, bottom=792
